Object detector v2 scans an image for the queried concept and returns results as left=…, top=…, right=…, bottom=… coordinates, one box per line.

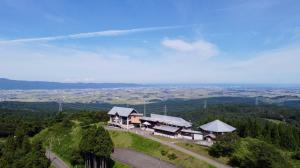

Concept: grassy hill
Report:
left=32, top=122, right=129, bottom=168
left=33, top=121, right=214, bottom=168
left=109, top=130, right=214, bottom=168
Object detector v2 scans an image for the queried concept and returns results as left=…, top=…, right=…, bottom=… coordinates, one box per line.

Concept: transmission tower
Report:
left=204, top=99, right=207, bottom=109
left=143, top=100, right=146, bottom=116
left=58, top=100, right=62, bottom=112
left=255, top=97, right=259, bottom=106
left=58, top=95, right=65, bottom=112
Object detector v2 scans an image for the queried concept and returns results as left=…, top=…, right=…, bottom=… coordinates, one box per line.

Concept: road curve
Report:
left=112, top=148, right=178, bottom=168
left=46, top=150, right=69, bottom=168
left=46, top=148, right=177, bottom=168
left=106, top=127, right=231, bottom=168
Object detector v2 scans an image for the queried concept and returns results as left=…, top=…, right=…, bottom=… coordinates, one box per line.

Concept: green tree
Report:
left=230, top=138, right=291, bottom=168
left=70, top=149, right=84, bottom=166
left=278, top=124, right=298, bottom=150
left=79, top=126, right=114, bottom=168
left=209, top=133, right=239, bottom=157
left=0, top=128, right=50, bottom=168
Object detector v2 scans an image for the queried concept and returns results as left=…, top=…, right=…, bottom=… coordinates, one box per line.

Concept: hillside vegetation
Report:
left=33, top=120, right=214, bottom=168
left=1, top=100, right=300, bottom=167
left=109, top=130, right=214, bottom=168
left=0, top=127, right=50, bottom=168
left=32, top=111, right=129, bottom=168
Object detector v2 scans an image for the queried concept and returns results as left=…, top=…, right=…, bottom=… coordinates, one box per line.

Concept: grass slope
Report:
left=152, top=135, right=229, bottom=165
left=33, top=122, right=215, bottom=168
left=32, top=123, right=130, bottom=168
left=176, top=142, right=229, bottom=164
left=109, top=130, right=215, bottom=168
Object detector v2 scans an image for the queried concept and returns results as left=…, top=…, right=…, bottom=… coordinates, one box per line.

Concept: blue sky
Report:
left=0, top=0, right=300, bottom=84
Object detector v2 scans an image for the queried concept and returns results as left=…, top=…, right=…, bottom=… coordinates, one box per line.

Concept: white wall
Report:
left=182, top=135, right=193, bottom=140
left=194, top=134, right=203, bottom=140
left=154, top=132, right=177, bottom=139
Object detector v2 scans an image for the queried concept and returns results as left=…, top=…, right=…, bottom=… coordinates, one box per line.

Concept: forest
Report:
left=0, top=104, right=111, bottom=168
left=0, top=126, right=50, bottom=167
left=0, top=98, right=300, bottom=167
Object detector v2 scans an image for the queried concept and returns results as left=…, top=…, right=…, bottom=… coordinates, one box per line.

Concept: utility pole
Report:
left=58, top=100, right=62, bottom=112
left=255, top=97, right=259, bottom=106
left=58, top=94, right=64, bottom=112
left=143, top=100, right=146, bottom=117
left=203, top=99, right=208, bottom=113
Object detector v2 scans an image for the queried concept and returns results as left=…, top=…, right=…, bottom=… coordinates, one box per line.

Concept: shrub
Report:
left=209, top=143, right=225, bottom=158
left=167, top=153, right=177, bottom=160
left=61, top=118, right=72, bottom=128
left=209, top=133, right=239, bottom=158
left=70, top=149, right=84, bottom=166
left=184, top=143, right=193, bottom=147
left=160, top=150, right=168, bottom=156
left=292, top=151, right=300, bottom=160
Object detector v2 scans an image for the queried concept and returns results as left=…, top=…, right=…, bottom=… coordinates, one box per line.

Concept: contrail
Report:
left=0, top=25, right=185, bottom=44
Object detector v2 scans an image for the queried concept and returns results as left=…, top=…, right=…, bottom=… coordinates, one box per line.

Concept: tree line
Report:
left=168, top=104, right=300, bottom=151
left=209, top=133, right=293, bottom=168
left=193, top=115, right=300, bottom=151
left=0, top=127, right=50, bottom=168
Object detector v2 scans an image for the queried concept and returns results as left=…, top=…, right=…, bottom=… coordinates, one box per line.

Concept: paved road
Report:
left=46, top=150, right=69, bottom=168
left=45, top=127, right=230, bottom=168
left=112, top=148, right=178, bottom=168
left=106, top=127, right=231, bottom=168
left=45, top=148, right=176, bottom=168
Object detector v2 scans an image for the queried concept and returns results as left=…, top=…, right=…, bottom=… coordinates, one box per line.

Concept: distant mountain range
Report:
left=0, top=78, right=144, bottom=90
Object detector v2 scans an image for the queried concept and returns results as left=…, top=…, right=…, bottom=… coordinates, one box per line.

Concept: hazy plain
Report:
left=1, top=86, right=299, bottom=105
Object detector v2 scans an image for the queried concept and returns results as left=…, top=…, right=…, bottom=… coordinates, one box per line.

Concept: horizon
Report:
left=1, top=0, right=300, bottom=84
left=2, top=77, right=300, bottom=87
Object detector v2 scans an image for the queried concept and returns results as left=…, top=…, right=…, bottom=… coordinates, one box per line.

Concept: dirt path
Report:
left=107, top=127, right=231, bottom=168
left=112, top=148, right=178, bottom=168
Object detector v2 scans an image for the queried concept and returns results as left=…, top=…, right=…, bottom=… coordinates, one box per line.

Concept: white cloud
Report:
left=225, top=45, right=300, bottom=83
left=0, top=39, right=299, bottom=84
left=0, top=26, right=181, bottom=44
left=162, top=38, right=219, bottom=58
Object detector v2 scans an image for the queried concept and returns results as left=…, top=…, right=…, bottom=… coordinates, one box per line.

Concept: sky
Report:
left=0, top=0, right=300, bottom=84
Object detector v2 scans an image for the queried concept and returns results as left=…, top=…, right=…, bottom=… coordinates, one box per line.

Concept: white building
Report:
left=199, top=119, right=236, bottom=142
left=107, top=107, right=203, bottom=140
left=141, top=114, right=203, bottom=140
left=200, top=119, right=236, bottom=134
left=108, top=106, right=143, bottom=129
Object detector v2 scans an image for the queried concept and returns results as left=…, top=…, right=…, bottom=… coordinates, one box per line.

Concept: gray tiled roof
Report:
left=140, top=116, right=157, bottom=122
left=153, top=125, right=180, bottom=133
left=181, top=129, right=202, bottom=134
left=150, top=114, right=192, bottom=127
left=108, top=106, right=137, bottom=117
left=200, top=119, right=236, bottom=133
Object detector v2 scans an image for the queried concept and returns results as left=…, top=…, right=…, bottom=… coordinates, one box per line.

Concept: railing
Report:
left=108, top=121, right=134, bottom=129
